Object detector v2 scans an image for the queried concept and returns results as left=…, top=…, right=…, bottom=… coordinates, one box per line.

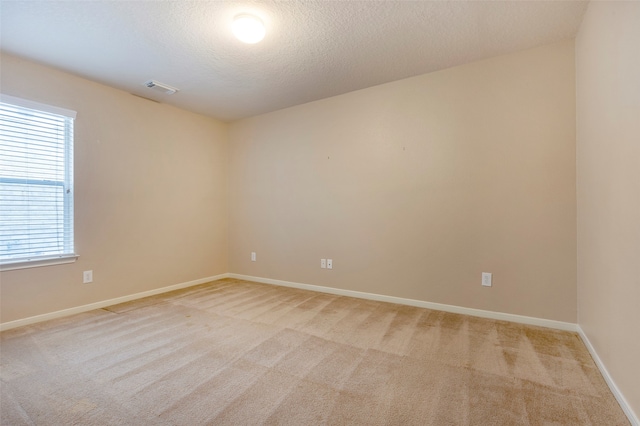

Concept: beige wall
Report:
left=576, top=1, right=640, bottom=418
left=229, top=40, right=577, bottom=322
left=0, top=54, right=229, bottom=323
left=1, top=42, right=578, bottom=325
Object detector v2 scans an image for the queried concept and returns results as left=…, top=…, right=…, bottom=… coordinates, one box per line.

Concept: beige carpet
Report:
left=0, top=278, right=629, bottom=425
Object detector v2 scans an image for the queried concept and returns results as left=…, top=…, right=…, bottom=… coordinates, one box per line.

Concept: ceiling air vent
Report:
left=143, top=80, right=179, bottom=95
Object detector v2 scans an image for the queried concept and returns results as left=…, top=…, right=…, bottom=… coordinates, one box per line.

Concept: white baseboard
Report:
left=228, top=273, right=577, bottom=332
left=1, top=271, right=576, bottom=333
left=0, top=273, right=230, bottom=332
left=577, top=326, right=639, bottom=426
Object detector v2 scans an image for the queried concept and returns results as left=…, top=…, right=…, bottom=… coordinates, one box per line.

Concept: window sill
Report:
left=0, top=254, right=79, bottom=272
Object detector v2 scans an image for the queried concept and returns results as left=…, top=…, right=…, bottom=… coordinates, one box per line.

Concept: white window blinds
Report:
left=0, top=95, right=76, bottom=266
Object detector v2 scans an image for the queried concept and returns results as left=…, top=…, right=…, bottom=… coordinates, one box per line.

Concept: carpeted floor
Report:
left=0, top=278, right=629, bottom=425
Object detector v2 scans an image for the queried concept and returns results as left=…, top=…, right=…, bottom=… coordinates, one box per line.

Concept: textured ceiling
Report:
left=1, top=1, right=588, bottom=122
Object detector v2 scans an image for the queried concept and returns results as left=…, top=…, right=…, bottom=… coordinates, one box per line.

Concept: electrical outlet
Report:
left=327, top=259, right=333, bottom=269
left=482, top=272, right=492, bottom=287
left=321, top=259, right=326, bottom=269
left=251, top=252, right=256, bottom=262
left=83, top=270, right=93, bottom=284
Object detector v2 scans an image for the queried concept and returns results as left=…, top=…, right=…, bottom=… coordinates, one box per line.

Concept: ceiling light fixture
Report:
left=232, top=14, right=265, bottom=44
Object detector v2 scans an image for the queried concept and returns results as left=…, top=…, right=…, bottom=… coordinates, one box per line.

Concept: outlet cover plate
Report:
left=482, top=272, right=492, bottom=287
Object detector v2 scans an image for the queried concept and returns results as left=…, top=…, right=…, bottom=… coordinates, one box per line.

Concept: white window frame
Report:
left=0, top=94, right=78, bottom=271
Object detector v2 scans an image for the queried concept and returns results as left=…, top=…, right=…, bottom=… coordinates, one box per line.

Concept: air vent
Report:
left=143, top=80, right=179, bottom=95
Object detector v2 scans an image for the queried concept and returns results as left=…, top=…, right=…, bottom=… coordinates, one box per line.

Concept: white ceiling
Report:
left=1, top=1, right=588, bottom=122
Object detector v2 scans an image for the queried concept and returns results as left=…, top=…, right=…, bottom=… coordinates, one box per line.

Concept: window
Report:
left=0, top=94, right=77, bottom=270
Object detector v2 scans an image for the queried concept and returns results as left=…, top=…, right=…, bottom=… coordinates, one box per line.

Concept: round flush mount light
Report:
left=232, top=14, right=266, bottom=44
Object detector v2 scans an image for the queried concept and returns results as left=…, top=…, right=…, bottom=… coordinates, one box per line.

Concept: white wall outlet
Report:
left=251, top=252, right=256, bottom=262
left=83, top=270, right=93, bottom=284
left=321, top=259, right=326, bottom=269
left=327, top=259, right=333, bottom=269
left=482, top=272, right=492, bottom=287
